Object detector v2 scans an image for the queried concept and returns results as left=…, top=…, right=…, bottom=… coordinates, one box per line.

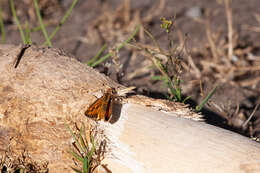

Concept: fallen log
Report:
left=0, top=44, right=259, bottom=172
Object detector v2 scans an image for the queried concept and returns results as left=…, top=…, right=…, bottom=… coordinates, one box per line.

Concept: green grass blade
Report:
left=167, top=81, right=177, bottom=99
left=0, top=8, right=6, bottom=43
left=68, top=150, right=84, bottom=162
left=44, top=0, right=79, bottom=45
left=10, top=0, right=26, bottom=44
left=64, top=122, right=85, bottom=154
left=79, top=126, right=88, bottom=154
left=196, top=85, right=218, bottom=112
left=71, top=167, right=83, bottom=173
left=91, top=25, right=140, bottom=67
left=87, top=135, right=96, bottom=159
left=151, top=75, right=167, bottom=81
left=144, top=27, right=162, bottom=52
left=25, top=21, right=32, bottom=44
left=31, top=25, right=42, bottom=32
left=83, top=156, right=89, bottom=173
left=31, top=21, right=53, bottom=32
left=88, top=44, right=107, bottom=66
left=175, top=86, right=182, bottom=101
left=82, top=124, right=89, bottom=149
left=90, top=53, right=111, bottom=67
left=33, top=0, right=52, bottom=47
left=115, top=25, right=140, bottom=52
left=182, top=95, right=191, bottom=103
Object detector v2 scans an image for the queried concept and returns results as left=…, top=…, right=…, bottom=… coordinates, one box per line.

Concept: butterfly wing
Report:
left=99, top=92, right=113, bottom=121
left=85, top=96, right=104, bottom=120
left=104, top=96, right=112, bottom=121
left=85, top=89, right=113, bottom=121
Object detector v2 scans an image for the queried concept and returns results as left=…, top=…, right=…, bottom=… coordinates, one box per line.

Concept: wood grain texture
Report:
left=102, top=104, right=260, bottom=173
left=0, top=44, right=259, bottom=172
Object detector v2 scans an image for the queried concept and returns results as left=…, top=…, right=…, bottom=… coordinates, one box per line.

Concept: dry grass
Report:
left=0, top=150, right=48, bottom=173
left=184, top=0, right=260, bottom=137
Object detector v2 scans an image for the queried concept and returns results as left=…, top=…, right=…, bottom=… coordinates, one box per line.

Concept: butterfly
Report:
left=85, top=88, right=115, bottom=121
left=85, top=87, right=135, bottom=121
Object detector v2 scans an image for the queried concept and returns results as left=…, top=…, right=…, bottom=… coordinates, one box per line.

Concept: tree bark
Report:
left=0, top=44, right=259, bottom=172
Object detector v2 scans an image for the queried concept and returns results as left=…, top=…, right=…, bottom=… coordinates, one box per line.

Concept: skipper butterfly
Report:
left=85, top=88, right=114, bottom=121
left=85, top=87, right=135, bottom=121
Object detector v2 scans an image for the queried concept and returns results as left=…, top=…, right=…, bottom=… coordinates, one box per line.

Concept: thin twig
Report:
left=242, top=102, right=260, bottom=129
left=225, top=0, right=233, bottom=61
left=14, top=44, right=31, bottom=68
left=205, top=11, right=218, bottom=60
left=144, top=28, right=162, bottom=53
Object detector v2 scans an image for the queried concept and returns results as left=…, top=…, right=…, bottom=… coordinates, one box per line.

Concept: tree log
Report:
left=0, top=44, right=259, bottom=172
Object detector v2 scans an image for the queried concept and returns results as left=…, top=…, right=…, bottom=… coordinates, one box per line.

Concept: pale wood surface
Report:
left=103, top=104, right=260, bottom=173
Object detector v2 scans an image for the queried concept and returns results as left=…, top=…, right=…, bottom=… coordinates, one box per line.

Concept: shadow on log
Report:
left=0, top=44, right=259, bottom=172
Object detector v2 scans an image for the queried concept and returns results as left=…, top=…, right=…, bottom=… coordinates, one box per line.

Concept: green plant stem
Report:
left=0, top=8, right=6, bottom=43
left=25, top=21, right=32, bottom=44
left=68, top=150, right=84, bottom=162
left=83, top=157, right=88, bottom=173
left=145, top=48, right=179, bottom=100
left=87, top=44, right=107, bottom=66
left=31, top=20, right=55, bottom=32
left=33, top=0, right=52, bottom=47
left=196, top=85, right=218, bottom=112
left=10, top=0, right=26, bottom=44
left=71, top=167, right=82, bottom=173
left=65, top=122, right=85, bottom=154
left=142, top=27, right=186, bottom=102
left=91, top=25, right=140, bottom=67
left=144, top=28, right=162, bottom=52
left=44, top=0, right=79, bottom=45
left=79, top=126, right=88, bottom=154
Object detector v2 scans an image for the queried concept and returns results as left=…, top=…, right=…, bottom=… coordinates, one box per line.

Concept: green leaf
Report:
left=68, top=150, right=84, bottom=162
left=151, top=75, right=167, bottom=81
left=196, top=85, right=218, bottom=112
left=71, top=167, right=83, bottom=173
left=182, top=96, right=191, bottom=103
left=64, top=122, right=85, bottom=154
left=83, top=156, right=89, bottom=173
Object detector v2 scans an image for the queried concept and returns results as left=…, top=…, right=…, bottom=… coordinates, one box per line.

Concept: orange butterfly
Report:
left=85, top=87, right=135, bottom=121
left=85, top=88, right=115, bottom=121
